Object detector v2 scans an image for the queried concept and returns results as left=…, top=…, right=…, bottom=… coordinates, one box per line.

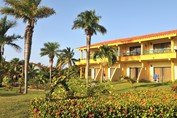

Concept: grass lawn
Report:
left=0, top=88, right=45, bottom=118
left=0, top=82, right=175, bottom=118
left=101, top=81, right=172, bottom=94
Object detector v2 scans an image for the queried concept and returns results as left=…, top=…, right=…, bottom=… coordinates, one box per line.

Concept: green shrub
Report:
left=31, top=89, right=177, bottom=117
left=171, top=80, right=177, bottom=93
left=171, top=85, right=177, bottom=93
left=2, top=76, right=13, bottom=90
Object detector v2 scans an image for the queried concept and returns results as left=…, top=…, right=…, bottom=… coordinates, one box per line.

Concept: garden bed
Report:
left=31, top=89, right=177, bottom=117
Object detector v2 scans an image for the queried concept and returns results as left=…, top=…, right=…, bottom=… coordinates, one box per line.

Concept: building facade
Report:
left=76, top=30, right=177, bottom=82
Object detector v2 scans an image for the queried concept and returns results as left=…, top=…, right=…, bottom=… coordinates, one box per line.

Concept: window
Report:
left=129, top=46, right=141, bottom=55
left=153, top=42, right=171, bottom=53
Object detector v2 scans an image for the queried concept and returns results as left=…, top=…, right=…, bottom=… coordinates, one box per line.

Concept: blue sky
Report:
left=1, top=0, right=177, bottom=66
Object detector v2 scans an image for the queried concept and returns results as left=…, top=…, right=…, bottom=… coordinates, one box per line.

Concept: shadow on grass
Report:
left=0, top=88, right=23, bottom=97
left=0, top=92, right=22, bottom=97
left=113, top=82, right=170, bottom=93
left=135, top=82, right=170, bottom=88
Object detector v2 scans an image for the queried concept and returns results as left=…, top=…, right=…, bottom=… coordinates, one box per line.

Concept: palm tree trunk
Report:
left=49, top=60, right=53, bottom=83
left=24, top=25, right=33, bottom=94
left=101, top=67, right=104, bottom=83
left=68, top=61, right=72, bottom=68
left=85, top=35, right=91, bottom=87
left=0, top=45, right=2, bottom=62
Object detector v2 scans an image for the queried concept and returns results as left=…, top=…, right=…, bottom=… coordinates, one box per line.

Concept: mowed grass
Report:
left=100, top=81, right=172, bottom=94
left=0, top=82, right=174, bottom=118
left=0, top=88, right=45, bottom=118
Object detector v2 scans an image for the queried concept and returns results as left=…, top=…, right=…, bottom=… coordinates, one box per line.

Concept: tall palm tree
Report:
left=0, top=16, right=22, bottom=61
left=0, top=0, right=55, bottom=94
left=72, top=10, right=107, bottom=86
left=60, top=47, right=76, bottom=68
left=93, top=45, right=117, bottom=83
left=40, top=42, right=60, bottom=83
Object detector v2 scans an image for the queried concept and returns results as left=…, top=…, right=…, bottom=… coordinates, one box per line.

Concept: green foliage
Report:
left=87, top=82, right=111, bottom=97
left=2, top=76, right=13, bottom=90
left=31, top=89, right=177, bottom=117
left=171, top=80, right=177, bottom=93
left=29, top=75, right=48, bottom=90
left=120, top=75, right=136, bottom=86
left=93, top=45, right=117, bottom=66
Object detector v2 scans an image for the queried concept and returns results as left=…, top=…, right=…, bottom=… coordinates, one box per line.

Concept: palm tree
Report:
left=0, top=16, right=22, bottom=61
left=60, top=47, right=76, bottom=68
left=59, top=47, right=77, bottom=79
left=1, top=0, right=55, bottom=94
left=56, top=55, right=66, bottom=71
left=72, top=10, right=107, bottom=86
left=93, top=45, right=117, bottom=83
left=40, top=42, right=60, bottom=83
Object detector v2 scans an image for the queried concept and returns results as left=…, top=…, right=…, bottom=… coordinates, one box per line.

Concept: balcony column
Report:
left=118, top=45, right=121, bottom=56
left=171, top=61, right=175, bottom=82
left=141, top=43, right=144, bottom=55
left=80, top=50, right=83, bottom=59
left=171, top=39, right=174, bottom=52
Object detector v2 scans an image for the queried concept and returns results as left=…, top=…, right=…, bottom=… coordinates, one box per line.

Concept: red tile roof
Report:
left=78, top=29, right=177, bottom=49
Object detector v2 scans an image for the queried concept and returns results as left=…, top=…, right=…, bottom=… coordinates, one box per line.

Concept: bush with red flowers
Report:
left=31, top=89, right=177, bottom=117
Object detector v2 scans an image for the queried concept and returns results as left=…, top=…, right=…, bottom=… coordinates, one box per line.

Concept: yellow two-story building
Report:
left=76, top=29, right=177, bottom=82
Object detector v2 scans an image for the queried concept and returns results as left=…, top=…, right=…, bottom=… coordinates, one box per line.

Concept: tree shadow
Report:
left=0, top=93, right=21, bottom=97
left=0, top=90, right=23, bottom=97
left=135, top=82, right=169, bottom=88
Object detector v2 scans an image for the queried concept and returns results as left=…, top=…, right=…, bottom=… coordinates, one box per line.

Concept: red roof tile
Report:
left=78, top=29, right=177, bottom=49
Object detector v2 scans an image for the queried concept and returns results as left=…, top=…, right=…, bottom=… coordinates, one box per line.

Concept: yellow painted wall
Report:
left=111, top=68, right=123, bottom=81
left=139, top=63, right=149, bottom=81
left=149, top=61, right=170, bottom=67
left=174, top=38, right=177, bottom=49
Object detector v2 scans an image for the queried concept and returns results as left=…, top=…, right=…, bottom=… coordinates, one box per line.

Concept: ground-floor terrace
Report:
left=79, top=60, right=177, bottom=82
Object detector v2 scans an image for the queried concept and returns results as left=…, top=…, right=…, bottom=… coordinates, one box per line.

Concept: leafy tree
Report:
left=93, top=45, right=117, bottom=83
left=72, top=10, right=107, bottom=86
left=0, top=58, right=7, bottom=86
left=59, top=47, right=77, bottom=68
left=0, top=16, right=22, bottom=62
left=10, top=58, right=23, bottom=81
left=1, top=0, right=55, bottom=94
left=40, top=42, right=60, bottom=83
left=28, top=63, right=39, bottom=80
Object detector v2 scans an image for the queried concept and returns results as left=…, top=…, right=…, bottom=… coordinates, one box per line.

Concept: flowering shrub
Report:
left=31, top=89, right=177, bottom=117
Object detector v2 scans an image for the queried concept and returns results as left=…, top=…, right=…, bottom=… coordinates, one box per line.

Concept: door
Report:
left=154, top=67, right=171, bottom=82
left=130, top=67, right=140, bottom=79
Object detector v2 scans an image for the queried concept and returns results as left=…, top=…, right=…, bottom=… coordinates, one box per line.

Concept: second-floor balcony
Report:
left=121, top=48, right=171, bottom=56
left=143, top=48, right=171, bottom=54
left=76, top=48, right=177, bottom=65
left=120, top=48, right=176, bottom=62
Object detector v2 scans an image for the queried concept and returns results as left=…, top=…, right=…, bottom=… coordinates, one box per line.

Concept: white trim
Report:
left=150, top=66, right=154, bottom=81
left=127, top=68, right=130, bottom=77
left=108, top=68, right=111, bottom=78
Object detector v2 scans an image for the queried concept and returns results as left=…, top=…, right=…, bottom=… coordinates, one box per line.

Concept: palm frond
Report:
left=36, top=7, right=55, bottom=19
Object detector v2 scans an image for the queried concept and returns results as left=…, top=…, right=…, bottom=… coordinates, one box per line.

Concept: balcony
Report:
left=120, top=48, right=176, bottom=62
left=143, top=49, right=171, bottom=54
left=75, top=57, right=119, bottom=66
left=76, top=48, right=177, bottom=65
